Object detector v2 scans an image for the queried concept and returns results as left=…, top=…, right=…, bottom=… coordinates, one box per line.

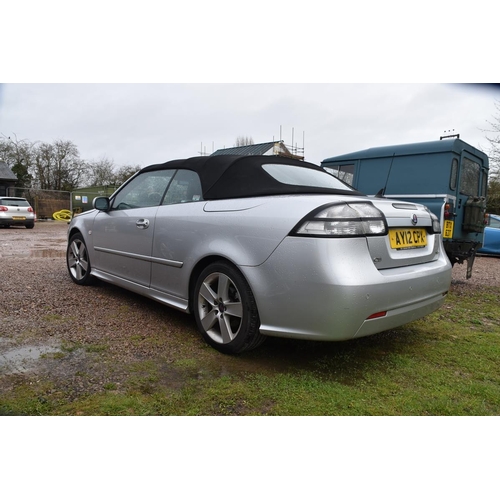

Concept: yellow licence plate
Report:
left=389, top=228, right=427, bottom=250
left=443, top=220, right=454, bottom=239
left=12, top=216, right=26, bottom=220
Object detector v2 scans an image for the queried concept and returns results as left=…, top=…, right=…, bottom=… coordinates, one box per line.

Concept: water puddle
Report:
left=0, top=344, right=61, bottom=374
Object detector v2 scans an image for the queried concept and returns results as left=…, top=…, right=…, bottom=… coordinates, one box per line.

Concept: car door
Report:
left=150, top=169, right=204, bottom=300
left=92, top=169, right=176, bottom=286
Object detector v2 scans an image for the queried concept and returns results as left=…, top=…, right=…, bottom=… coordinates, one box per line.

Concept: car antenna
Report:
left=375, top=153, right=396, bottom=198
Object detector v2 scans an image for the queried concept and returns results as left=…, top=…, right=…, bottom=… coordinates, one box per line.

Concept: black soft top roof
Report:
left=142, top=155, right=361, bottom=199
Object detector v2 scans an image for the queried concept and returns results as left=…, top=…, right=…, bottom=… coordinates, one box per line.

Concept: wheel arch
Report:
left=188, top=255, right=253, bottom=313
left=68, top=226, right=84, bottom=241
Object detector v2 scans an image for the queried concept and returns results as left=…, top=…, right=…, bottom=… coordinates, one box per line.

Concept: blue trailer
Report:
left=321, top=137, right=489, bottom=278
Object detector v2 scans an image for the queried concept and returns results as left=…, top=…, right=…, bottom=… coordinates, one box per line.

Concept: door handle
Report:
left=136, top=218, right=150, bottom=229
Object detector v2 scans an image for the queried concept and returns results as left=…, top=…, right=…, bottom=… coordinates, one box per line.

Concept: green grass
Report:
left=1, top=286, right=500, bottom=416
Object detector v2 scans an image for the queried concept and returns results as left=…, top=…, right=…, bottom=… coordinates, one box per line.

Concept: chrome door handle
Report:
left=136, top=218, right=150, bottom=229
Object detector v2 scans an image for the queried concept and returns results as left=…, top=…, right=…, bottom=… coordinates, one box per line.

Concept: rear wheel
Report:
left=25, top=223, right=34, bottom=229
left=193, top=261, right=265, bottom=354
left=67, top=233, right=96, bottom=285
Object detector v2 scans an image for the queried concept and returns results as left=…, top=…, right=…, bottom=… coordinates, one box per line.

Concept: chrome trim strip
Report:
left=94, top=246, right=183, bottom=268
left=370, top=194, right=455, bottom=200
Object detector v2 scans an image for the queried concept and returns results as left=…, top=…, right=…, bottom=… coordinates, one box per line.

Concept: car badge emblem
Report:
left=411, top=214, right=418, bottom=226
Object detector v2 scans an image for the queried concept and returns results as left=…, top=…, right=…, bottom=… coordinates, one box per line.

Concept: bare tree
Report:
left=484, top=99, right=500, bottom=181
left=114, top=164, right=141, bottom=185
left=86, top=157, right=117, bottom=186
left=33, top=142, right=53, bottom=190
left=32, top=139, right=88, bottom=191
left=53, top=140, right=86, bottom=190
left=1, top=133, right=139, bottom=190
left=235, top=136, right=254, bottom=147
left=0, top=134, right=35, bottom=187
left=483, top=100, right=500, bottom=213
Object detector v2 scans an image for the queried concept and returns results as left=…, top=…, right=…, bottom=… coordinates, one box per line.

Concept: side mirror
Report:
left=93, top=197, right=110, bottom=211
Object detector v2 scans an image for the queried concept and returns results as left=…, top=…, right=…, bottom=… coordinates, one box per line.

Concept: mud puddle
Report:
left=0, top=341, right=62, bottom=375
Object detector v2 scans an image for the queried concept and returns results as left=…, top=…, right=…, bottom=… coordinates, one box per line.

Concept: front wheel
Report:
left=193, top=261, right=265, bottom=354
left=67, top=233, right=96, bottom=285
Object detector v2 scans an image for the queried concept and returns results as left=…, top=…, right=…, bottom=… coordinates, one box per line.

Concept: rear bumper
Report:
left=243, top=237, right=452, bottom=341
left=352, top=292, right=447, bottom=339
left=0, top=215, right=35, bottom=225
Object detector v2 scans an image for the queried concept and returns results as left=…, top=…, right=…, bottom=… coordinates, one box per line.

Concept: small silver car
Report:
left=66, top=155, right=452, bottom=353
left=0, top=197, right=36, bottom=229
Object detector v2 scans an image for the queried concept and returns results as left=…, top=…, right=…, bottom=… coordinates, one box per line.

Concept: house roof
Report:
left=0, top=161, right=17, bottom=181
left=211, top=141, right=278, bottom=157
left=211, top=140, right=304, bottom=160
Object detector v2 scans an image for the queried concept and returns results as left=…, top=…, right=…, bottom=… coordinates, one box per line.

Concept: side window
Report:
left=481, top=171, right=488, bottom=198
left=324, top=164, right=355, bottom=186
left=460, top=158, right=480, bottom=196
left=337, top=164, right=355, bottom=186
left=450, top=158, right=458, bottom=190
left=111, top=170, right=175, bottom=210
left=163, top=170, right=203, bottom=205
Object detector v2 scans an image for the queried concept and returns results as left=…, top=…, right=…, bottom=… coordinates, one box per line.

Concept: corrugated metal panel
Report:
left=211, top=142, right=276, bottom=156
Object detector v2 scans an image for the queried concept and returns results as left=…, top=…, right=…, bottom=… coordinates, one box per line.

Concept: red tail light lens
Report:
left=367, top=311, right=387, bottom=320
left=0, top=205, right=8, bottom=211
left=444, top=202, right=453, bottom=219
left=28, top=207, right=34, bottom=213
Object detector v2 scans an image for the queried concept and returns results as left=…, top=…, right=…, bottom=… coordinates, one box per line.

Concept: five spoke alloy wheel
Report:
left=194, top=261, right=264, bottom=354
left=67, top=233, right=95, bottom=286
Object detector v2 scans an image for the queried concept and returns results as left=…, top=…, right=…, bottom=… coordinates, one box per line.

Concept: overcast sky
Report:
left=1, top=83, right=499, bottom=169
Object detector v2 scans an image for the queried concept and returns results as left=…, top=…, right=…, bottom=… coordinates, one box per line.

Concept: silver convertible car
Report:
left=66, top=155, right=452, bottom=354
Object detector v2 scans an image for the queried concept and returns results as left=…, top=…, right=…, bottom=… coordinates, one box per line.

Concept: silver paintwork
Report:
left=67, top=192, right=452, bottom=342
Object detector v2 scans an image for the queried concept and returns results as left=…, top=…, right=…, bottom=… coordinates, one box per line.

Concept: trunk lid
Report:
left=368, top=199, right=441, bottom=270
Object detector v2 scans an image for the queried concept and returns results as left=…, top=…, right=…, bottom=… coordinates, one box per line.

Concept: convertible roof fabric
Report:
left=142, top=155, right=361, bottom=199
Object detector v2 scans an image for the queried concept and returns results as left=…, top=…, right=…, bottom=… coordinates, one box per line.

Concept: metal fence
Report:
left=12, top=187, right=71, bottom=219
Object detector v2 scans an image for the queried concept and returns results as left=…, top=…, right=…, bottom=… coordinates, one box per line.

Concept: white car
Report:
left=0, top=197, right=36, bottom=229
left=66, top=155, right=452, bottom=354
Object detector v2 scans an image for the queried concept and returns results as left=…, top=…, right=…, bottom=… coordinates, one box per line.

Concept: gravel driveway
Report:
left=1, top=221, right=499, bottom=403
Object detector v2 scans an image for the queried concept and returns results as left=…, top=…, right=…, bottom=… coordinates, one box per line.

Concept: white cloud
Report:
left=0, top=83, right=499, bottom=169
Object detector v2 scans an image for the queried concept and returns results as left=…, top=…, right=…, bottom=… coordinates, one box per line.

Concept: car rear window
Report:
left=262, top=163, right=354, bottom=191
left=0, top=198, right=30, bottom=207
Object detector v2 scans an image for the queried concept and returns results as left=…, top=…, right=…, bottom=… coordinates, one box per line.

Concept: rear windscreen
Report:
left=262, top=163, right=354, bottom=190
left=0, top=199, right=30, bottom=207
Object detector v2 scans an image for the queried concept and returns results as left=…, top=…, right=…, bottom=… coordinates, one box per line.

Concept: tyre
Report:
left=193, top=261, right=265, bottom=354
left=25, top=223, right=34, bottom=229
left=67, top=233, right=96, bottom=285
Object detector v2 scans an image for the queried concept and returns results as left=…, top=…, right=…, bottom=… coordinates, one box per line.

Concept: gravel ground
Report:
left=1, top=221, right=499, bottom=402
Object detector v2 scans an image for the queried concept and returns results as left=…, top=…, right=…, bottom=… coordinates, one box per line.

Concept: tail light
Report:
left=0, top=205, right=8, bottom=211
left=28, top=207, right=34, bottom=212
left=291, top=202, right=388, bottom=237
left=444, top=202, right=454, bottom=219
left=484, top=213, right=490, bottom=226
